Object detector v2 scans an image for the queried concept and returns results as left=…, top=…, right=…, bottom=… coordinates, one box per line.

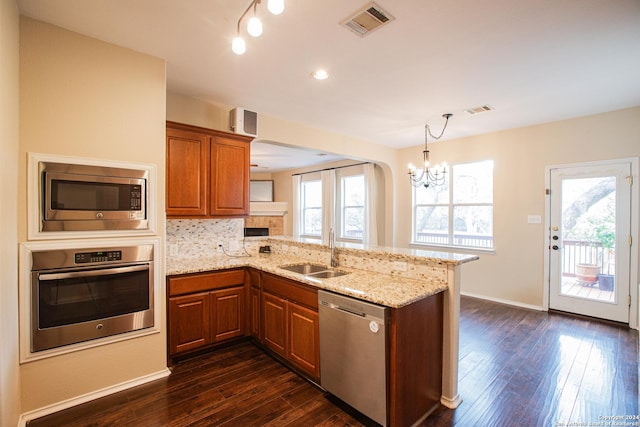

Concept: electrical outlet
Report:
left=169, top=244, right=178, bottom=256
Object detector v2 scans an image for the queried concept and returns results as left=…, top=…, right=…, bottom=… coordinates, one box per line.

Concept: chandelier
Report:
left=232, top=0, right=285, bottom=55
left=408, top=113, right=453, bottom=188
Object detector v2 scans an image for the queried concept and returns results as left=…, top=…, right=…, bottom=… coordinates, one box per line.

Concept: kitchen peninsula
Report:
left=166, top=236, right=478, bottom=426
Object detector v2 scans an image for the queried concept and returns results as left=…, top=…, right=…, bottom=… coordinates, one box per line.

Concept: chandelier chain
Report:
left=425, top=113, right=452, bottom=142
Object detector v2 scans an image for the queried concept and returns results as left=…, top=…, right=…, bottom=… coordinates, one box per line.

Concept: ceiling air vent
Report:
left=341, top=2, right=395, bottom=37
left=465, top=105, right=494, bottom=115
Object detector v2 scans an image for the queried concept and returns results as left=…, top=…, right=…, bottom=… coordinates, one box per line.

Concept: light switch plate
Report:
left=527, top=215, right=542, bottom=224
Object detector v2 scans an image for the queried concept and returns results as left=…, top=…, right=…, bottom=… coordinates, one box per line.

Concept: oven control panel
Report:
left=75, top=250, right=122, bottom=264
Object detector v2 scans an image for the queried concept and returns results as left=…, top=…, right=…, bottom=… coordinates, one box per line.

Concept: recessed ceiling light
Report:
left=311, top=69, right=329, bottom=80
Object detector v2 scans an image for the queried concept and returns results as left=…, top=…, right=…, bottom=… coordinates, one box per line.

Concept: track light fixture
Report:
left=232, top=0, right=285, bottom=55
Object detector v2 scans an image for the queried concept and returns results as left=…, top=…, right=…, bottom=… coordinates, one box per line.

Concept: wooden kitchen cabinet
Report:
left=210, top=286, right=245, bottom=342
left=166, top=121, right=251, bottom=218
left=166, top=127, right=209, bottom=216
left=262, top=292, right=287, bottom=357
left=288, top=302, right=320, bottom=378
left=167, top=269, right=246, bottom=358
left=261, top=273, right=320, bottom=380
left=169, top=292, right=210, bottom=355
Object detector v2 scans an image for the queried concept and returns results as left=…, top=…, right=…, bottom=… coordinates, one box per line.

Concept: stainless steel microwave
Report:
left=40, top=161, right=148, bottom=232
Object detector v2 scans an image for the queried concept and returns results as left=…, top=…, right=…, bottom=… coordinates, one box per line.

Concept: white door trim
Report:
left=543, top=157, right=639, bottom=329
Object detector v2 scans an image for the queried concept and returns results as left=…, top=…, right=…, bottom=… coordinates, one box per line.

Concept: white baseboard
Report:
left=461, top=291, right=544, bottom=312
left=440, top=394, right=463, bottom=409
left=18, top=368, right=171, bottom=426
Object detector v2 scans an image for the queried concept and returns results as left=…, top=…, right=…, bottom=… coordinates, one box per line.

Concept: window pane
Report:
left=453, top=160, right=493, bottom=204
left=414, top=206, right=448, bottom=244
left=303, top=180, right=322, bottom=207
left=340, top=175, right=365, bottom=240
left=343, top=207, right=364, bottom=239
left=302, top=180, right=322, bottom=236
left=303, top=207, right=322, bottom=235
left=342, top=175, right=364, bottom=206
left=415, top=177, right=449, bottom=205
left=453, top=205, right=493, bottom=248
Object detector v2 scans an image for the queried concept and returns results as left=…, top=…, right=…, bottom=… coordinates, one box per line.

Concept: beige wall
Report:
left=397, top=107, right=640, bottom=309
left=167, top=93, right=398, bottom=246
left=0, top=0, right=21, bottom=424
left=19, top=17, right=167, bottom=413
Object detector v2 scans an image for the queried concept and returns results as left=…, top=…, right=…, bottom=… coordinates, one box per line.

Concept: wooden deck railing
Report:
left=562, top=239, right=615, bottom=276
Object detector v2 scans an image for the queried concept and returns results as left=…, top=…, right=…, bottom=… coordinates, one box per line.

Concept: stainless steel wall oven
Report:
left=30, top=244, right=154, bottom=352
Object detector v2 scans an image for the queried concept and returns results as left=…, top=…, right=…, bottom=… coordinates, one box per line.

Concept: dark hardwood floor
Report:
left=28, top=296, right=638, bottom=427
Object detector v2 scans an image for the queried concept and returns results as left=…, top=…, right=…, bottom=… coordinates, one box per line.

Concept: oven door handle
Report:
left=38, top=264, right=149, bottom=281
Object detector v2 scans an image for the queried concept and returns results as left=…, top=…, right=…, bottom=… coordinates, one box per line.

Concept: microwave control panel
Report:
left=75, top=251, right=123, bottom=264
left=130, top=185, right=142, bottom=210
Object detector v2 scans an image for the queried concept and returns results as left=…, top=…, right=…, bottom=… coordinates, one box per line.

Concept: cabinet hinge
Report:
left=545, top=188, right=550, bottom=195
left=628, top=295, right=632, bottom=307
left=630, top=235, right=633, bottom=246
left=628, top=175, right=633, bottom=186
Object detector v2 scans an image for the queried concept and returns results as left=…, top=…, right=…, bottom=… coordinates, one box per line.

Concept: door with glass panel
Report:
left=548, top=162, right=631, bottom=323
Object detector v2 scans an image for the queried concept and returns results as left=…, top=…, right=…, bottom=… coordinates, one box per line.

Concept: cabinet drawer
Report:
left=169, top=269, right=245, bottom=296
left=263, top=273, right=318, bottom=309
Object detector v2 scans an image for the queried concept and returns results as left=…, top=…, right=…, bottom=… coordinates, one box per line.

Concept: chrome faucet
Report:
left=329, top=228, right=338, bottom=268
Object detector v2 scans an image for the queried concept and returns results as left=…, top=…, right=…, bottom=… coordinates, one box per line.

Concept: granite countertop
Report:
left=167, top=253, right=450, bottom=308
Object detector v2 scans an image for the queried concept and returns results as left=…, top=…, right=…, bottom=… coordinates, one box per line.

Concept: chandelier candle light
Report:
left=232, top=0, right=285, bottom=55
left=408, top=113, right=453, bottom=188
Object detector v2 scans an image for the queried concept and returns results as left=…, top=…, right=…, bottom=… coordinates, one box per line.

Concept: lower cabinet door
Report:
left=211, top=286, right=245, bottom=342
left=169, top=292, right=210, bottom=355
left=288, top=303, right=320, bottom=379
left=262, top=292, right=287, bottom=357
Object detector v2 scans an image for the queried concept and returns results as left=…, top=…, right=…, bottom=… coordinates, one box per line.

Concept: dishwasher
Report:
left=318, top=290, right=389, bottom=426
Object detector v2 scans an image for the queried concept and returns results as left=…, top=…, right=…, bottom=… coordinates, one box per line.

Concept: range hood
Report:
left=249, top=202, right=288, bottom=216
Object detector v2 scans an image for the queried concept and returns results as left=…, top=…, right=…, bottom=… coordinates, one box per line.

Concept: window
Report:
left=339, top=174, right=365, bottom=240
left=294, top=163, right=378, bottom=244
left=413, top=160, right=493, bottom=249
left=301, top=180, right=322, bottom=237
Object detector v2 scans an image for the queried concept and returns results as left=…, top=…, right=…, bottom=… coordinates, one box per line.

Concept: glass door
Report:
left=549, top=162, right=631, bottom=323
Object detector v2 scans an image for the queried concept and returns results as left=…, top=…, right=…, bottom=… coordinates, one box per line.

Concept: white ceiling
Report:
left=17, top=0, right=640, bottom=167
left=251, top=140, right=344, bottom=172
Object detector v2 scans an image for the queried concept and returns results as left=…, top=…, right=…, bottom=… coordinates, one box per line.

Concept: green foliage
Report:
left=593, top=223, right=615, bottom=249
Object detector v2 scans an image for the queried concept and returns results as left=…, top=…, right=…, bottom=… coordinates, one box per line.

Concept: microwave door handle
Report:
left=38, top=264, right=149, bottom=281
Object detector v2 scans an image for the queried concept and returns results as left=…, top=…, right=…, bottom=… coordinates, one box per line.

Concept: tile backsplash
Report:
left=166, top=218, right=245, bottom=258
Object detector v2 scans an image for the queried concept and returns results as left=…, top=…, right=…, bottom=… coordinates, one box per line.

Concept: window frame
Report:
left=300, top=177, right=323, bottom=239
left=411, top=160, right=494, bottom=251
left=337, top=173, right=365, bottom=242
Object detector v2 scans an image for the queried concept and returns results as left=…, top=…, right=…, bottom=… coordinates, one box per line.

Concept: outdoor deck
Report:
left=561, top=275, right=614, bottom=303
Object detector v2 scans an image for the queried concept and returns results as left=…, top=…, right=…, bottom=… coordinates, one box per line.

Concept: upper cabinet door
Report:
left=210, top=136, right=250, bottom=216
left=166, top=128, right=209, bottom=216
left=166, top=122, right=252, bottom=218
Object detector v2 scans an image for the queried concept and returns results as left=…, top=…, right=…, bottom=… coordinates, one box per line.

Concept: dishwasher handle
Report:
left=320, top=300, right=385, bottom=323
left=324, top=301, right=365, bottom=317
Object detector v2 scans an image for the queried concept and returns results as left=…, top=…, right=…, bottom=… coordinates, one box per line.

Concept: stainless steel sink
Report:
left=279, top=263, right=348, bottom=279
left=307, top=270, right=348, bottom=279
left=279, top=263, right=328, bottom=275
